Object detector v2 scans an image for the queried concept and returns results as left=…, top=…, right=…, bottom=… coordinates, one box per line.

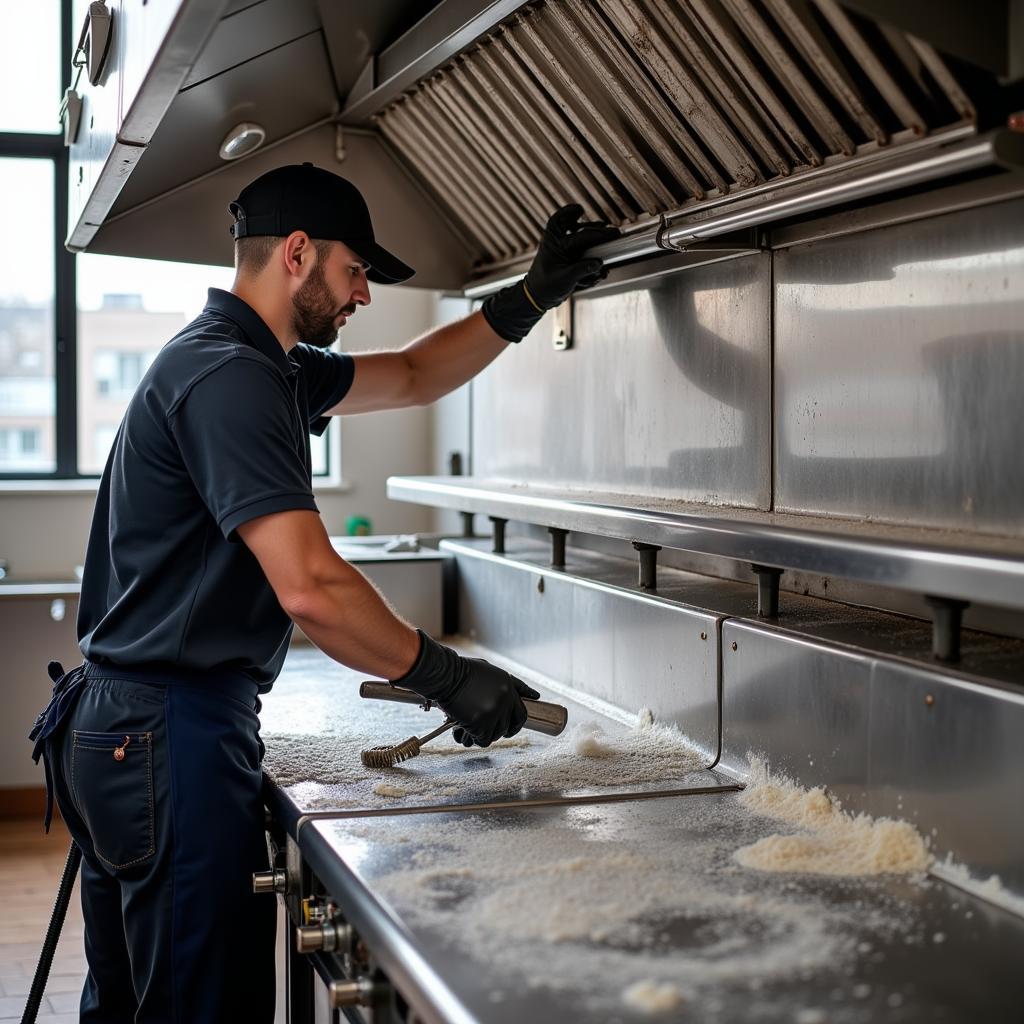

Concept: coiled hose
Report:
left=20, top=841, right=81, bottom=1024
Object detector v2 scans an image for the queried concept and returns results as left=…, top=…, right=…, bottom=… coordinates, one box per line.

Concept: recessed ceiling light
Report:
left=219, top=122, right=266, bottom=161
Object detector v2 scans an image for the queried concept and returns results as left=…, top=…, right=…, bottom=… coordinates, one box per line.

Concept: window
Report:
left=0, top=158, right=56, bottom=473
left=0, top=5, right=61, bottom=134
left=77, top=254, right=333, bottom=477
left=1, top=4, right=335, bottom=480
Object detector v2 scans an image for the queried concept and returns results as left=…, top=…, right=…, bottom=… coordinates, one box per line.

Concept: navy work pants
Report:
left=40, top=662, right=276, bottom=1023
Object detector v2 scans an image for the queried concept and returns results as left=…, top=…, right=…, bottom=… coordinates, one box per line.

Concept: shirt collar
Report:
left=204, top=288, right=297, bottom=378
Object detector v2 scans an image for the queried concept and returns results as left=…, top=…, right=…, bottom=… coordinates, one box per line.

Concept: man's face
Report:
left=290, top=240, right=371, bottom=348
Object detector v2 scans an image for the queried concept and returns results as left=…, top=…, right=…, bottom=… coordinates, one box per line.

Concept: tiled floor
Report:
left=0, top=817, right=85, bottom=1023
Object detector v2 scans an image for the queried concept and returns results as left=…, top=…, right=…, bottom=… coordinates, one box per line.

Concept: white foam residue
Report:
left=733, top=758, right=932, bottom=877
left=622, top=979, right=685, bottom=1014
left=261, top=709, right=704, bottom=810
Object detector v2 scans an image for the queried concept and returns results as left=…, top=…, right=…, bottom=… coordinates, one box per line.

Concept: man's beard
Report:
left=290, top=260, right=354, bottom=348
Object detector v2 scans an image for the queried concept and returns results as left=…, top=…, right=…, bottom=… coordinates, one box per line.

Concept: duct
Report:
left=373, top=0, right=999, bottom=282
left=70, top=0, right=1016, bottom=288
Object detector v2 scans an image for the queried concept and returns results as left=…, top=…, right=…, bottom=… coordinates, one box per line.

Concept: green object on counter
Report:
left=346, top=515, right=372, bottom=536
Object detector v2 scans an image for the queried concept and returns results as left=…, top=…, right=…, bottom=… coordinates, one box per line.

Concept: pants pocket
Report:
left=72, top=730, right=156, bottom=871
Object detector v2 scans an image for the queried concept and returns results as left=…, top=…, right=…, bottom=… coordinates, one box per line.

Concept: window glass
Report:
left=0, top=3, right=61, bottom=133
left=0, top=159, right=55, bottom=472
left=77, top=255, right=332, bottom=477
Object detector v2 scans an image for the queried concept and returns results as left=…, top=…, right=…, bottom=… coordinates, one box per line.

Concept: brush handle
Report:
left=359, top=681, right=567, bottom=736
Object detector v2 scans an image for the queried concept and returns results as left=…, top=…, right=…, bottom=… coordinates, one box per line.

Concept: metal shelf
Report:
left=387, top=476, right=1024, bottom=611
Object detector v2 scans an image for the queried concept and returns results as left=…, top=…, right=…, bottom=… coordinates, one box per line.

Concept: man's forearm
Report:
left=404, top=309, right=512, bottom=404
left=286, top=554, right=421, bottom=679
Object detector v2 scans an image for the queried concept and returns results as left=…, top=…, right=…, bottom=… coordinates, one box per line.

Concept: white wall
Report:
left=0, top=286, right=439, bottom=580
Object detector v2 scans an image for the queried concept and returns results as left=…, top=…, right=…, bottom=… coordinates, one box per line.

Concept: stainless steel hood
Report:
left=67, top=0, right=1022, bottom=289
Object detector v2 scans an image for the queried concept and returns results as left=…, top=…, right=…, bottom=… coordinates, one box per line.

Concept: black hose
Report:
left=21, top=841, right=82, bottom=1024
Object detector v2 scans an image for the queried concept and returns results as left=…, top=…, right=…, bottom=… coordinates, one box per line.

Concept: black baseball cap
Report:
left=228, top=163, right=414, bottom=284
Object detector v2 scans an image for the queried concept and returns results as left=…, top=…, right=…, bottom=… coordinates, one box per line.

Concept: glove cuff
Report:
left=390, top=629, right=464, bottom=704
left=481, top=280, right=545, bottom=344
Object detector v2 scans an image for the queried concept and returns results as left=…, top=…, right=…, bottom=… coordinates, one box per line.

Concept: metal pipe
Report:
left=659, top=130, right=1023, bottom=248
left=464, top=128, right=1010, bottom=296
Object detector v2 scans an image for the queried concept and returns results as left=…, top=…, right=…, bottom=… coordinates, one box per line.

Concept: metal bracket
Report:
left=632, top=541, right=661, bottom=590
left=489, top=516, right=507, bottom=554
left=925, top=595, right=970, bottom=662
left=74, top=2, right=114, bottom=87
left=59, top=88, right=83, bottom=146
left=751, top=564, right=784, bottom=618
left=548, top=527, right=567, bottom=568
left=459, top=511, right=475, bottom=538
left=552, top=299, right=572, bottom=350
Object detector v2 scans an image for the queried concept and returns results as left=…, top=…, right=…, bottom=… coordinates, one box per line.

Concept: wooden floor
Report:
left=0, top=818, right=84, bottom=1023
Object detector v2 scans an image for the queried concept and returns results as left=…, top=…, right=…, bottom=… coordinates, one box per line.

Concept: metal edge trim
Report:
left=387, top=477, right=1024, bottom=610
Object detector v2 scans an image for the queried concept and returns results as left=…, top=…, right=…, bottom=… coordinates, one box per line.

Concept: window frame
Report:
left=0, top=0, right=336, bottom=482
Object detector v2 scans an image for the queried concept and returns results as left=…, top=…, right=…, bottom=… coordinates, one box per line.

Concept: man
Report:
left=30, top=163, right=618, bottom=1022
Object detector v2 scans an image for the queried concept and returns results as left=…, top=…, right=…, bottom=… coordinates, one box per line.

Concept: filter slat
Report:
left=813, top=0, right=926, bottom=135
left=554, top=0, right=717, bottom=197
left=765, top=0, right=888, bottom=145
left=600, top=0, right=755, bottom=190
left=641, top=0, right=793, bottom=178
left=515, top=15, right=674, bottom=211
left=374, top=0, right=978, bottom=271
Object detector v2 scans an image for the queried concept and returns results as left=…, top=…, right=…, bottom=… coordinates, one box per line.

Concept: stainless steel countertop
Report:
left=302, top=794, right=1024, bottom=1024
left=260, top=647, right=734, bottom=836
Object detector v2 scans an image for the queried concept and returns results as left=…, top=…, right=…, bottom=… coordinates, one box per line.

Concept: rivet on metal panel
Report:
left=700, top=631, right=708, bottom=641
left=731, top=641, right=738, bottom=652
left=925, top=694, right=935, bottom=707
left=489, top=516, right=507, bottom=555
left=631, top=541, right=661, bottom=590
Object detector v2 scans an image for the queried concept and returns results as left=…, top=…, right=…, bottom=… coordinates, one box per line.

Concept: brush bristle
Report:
left=360, top=735, right=422, bottom=769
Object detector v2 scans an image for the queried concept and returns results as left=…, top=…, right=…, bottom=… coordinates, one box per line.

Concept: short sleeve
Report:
left=291, top=344, right=355, bottom=435
left=169, top=355, right=318, bottom=542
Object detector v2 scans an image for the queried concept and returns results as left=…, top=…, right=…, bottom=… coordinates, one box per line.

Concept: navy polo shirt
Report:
left=77, top=288, right=355, bottom=691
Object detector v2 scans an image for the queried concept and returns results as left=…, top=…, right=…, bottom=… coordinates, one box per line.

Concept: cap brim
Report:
left=356, top=241, right=415, bottom=284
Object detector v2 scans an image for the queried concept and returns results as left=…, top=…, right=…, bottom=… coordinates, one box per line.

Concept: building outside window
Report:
left=0, top=6, right=337, bottom=480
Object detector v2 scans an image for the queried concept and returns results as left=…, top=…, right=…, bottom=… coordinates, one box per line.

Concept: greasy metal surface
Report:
left=719, top=620, right=1024, bottom=904
left=339, top=0, right=527, bottom=123
left=718, top=622, right=873, bottom=799
left=90, top=124, right=475, bottom=286
left=301, top=795, right=1024, bottom=1024
left=373, top=0, right=977, bottom=266
left=448, top=540, right=720, bottom=759
left=387, top=476, right=1024, bottom=611
left=472, top=254, right=772, bottom=508
left=775, top=197, right=1024, bottom=538
left=260, top=647, right=729, bottom=836
left=867, top=660, right=1024, bottom=900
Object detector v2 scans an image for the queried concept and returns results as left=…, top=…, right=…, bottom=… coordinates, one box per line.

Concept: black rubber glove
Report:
left=391, top=630, right=540, bottom=747
left=482, top=203, right=620, bottom=344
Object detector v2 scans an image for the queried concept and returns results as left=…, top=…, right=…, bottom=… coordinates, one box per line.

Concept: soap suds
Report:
left=373, top=782, right=408, bottom=798
left=262, top=705, right=704, bottom=811
left=733, top=759, right=932, bottom=877
left=622, top=980, right=685, bottom=1014
left=347, top=791, right=919, bottom=1021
